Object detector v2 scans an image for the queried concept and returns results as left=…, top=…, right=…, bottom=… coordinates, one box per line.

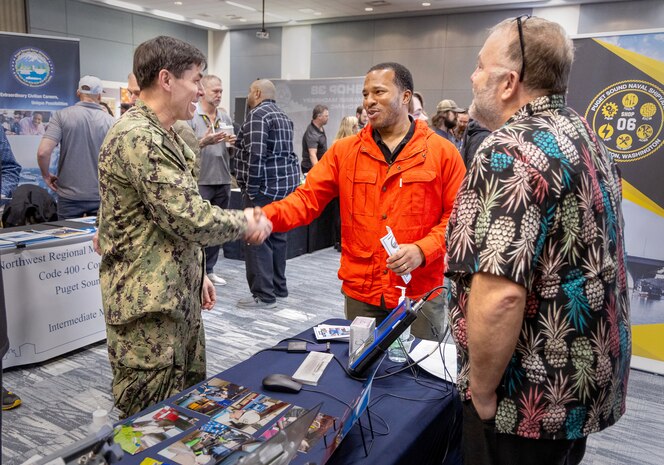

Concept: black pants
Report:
left=462, top=400, right=587, bottom=465
left=199, top=184, right=231, bottom=274
left=329, top=197, right=341, bottom=248
left=242, top=192, right=288, bottom=303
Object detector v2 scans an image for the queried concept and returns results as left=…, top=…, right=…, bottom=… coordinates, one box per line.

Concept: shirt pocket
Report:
left=401, top=170, right=436, bottom=216
left=349, top=170, right=377, bottom=217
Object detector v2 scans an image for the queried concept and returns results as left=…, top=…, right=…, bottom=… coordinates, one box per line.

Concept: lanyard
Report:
left=200, top=113, right=220, bottom=132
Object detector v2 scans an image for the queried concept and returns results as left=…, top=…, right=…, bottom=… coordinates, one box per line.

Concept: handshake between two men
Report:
left=243, top=206, right=272, bottom=245
left=93, top=205, right=272, bottom=312
left=92, top=206, right=271, bottom=255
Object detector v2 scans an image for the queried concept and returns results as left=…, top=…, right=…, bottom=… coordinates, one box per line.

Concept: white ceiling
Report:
left=86, top=0, right=619, bottom=31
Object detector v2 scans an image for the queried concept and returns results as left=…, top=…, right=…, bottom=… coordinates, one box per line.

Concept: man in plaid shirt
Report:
left=234, top=79, right=300, bottom=308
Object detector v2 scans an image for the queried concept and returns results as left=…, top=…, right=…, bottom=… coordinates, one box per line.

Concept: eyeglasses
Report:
left=515, top=15, right=531, bottom=82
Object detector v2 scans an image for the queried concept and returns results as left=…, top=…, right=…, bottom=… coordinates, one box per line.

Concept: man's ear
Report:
left=403, top=90, right=412, bottom=106
left=500, top=70, right=520, bottom=101
left=157, top=69, right=171, bottom=91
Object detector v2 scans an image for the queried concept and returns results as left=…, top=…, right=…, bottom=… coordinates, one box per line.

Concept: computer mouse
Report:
left=262, top=373, right=302, bottom=393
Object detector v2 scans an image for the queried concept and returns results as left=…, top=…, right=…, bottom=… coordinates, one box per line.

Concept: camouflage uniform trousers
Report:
left=106, top=308, right=206, bottom=418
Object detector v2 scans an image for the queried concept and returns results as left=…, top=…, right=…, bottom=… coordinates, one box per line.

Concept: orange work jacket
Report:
left=263, top=120, right=466, bottom=308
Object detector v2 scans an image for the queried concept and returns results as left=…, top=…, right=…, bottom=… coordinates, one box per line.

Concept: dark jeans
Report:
left=57, top=197, right=99, bottom=220
left=199, top=184, right=231, bottom=274
left=462, top=400, right=587, bottom=465
left=242, top=192, right=288, bottom=303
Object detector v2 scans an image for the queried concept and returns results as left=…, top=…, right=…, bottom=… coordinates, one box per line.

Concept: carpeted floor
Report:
left=2, top=247, right=663, bottom=464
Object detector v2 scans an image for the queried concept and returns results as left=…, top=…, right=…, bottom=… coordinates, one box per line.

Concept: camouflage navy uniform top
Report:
left=445, top=95, right=630, bottom=441
left=98, top=100, right=248, bottom=326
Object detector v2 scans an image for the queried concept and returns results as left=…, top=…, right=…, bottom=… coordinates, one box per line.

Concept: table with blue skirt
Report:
left=113, top=318, right=462, bottom=465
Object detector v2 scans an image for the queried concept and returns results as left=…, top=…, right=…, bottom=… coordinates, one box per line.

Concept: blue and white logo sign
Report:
left=11, top=47, right=53, bottom=87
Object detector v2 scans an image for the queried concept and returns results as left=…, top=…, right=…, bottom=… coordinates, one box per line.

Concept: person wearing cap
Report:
left=37, top=75, right=115, bottom=219
left=432, top=98, right=463, bottom=143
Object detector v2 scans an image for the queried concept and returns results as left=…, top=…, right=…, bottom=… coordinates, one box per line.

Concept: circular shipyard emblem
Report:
left=11, top=47, right=54, bottom=87
left=586, top=80, right=664, bottom=162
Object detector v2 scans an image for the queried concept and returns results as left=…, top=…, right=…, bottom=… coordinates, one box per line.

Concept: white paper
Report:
left=292, top=351, right=334, bottom=385
left=313, top=325, right=350, bottom=341
left=380, top=226, right=411, bottom=284
left=408, top=340, right=457, bottom=382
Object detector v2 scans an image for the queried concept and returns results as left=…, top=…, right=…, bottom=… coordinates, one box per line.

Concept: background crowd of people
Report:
left=0, top=14, right=632, bottom=465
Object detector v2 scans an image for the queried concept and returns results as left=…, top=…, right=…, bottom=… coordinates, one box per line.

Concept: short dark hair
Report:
left=367, top=62, right=414, bottom=92
left=312, top=104, right=328, bottom=120
left=133, top=36, right=207, bottom=90
left=356, top=105, right=364, bottom=116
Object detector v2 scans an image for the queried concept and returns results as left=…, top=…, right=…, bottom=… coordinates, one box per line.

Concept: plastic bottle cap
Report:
left=92, top=408, right=109, bottom=426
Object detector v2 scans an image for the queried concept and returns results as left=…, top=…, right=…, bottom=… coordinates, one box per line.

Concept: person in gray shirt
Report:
left=301, top=104, right=328, bottom=174
left=188, top=74, right=235, bottom=286
left=37, top=75, right=115, bottom=219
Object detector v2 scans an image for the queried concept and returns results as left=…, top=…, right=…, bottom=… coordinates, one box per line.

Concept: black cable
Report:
left=251, top=346, right=288, bottom=357
left=331, top=354, right=366, bottom=380
left=369, top=383, right=454, bottom=407
left=301, top=386, right=351, bottom=409
left=357, top=409, right=390, bottom=436
left=277, top=336, right=318, bottom=345
left=251, top=336, right=331, bottom=358
left=254, top=283, right=456, bottom=384
left=413, top=376, right=453, bottom=394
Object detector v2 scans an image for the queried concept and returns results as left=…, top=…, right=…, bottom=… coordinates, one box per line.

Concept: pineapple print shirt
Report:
left=445, top=94, right=631, bottom=440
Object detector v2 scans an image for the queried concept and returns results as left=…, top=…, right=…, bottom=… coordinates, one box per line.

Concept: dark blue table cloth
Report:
left=115, top=319, right=461, bottom=465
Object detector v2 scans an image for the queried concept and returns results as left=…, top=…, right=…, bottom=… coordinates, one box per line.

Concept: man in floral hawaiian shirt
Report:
left=445, top=16, right=630, bottom=465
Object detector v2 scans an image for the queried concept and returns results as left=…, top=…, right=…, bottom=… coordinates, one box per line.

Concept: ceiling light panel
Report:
left=225, top=0, right=256, bottom=12
left=88, top=0, right=546, bottom=30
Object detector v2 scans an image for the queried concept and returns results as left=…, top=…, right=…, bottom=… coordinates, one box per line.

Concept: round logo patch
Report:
left=585, top=80, right=664, bottom=162
left=11, top=47, right=53, bottom=87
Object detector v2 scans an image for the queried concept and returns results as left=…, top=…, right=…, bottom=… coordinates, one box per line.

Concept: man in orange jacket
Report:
left=263, top=63, right=466, bottom=340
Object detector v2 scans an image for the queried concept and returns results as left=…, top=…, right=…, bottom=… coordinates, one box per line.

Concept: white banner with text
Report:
left=1, top=237, right=105, bottom=368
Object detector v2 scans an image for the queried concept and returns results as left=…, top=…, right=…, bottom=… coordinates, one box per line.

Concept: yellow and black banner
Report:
left=568, top=33, right=664, bottom=373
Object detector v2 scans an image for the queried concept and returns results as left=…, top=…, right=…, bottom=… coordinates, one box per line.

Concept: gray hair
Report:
left=491, top=16, right=574, bottom=94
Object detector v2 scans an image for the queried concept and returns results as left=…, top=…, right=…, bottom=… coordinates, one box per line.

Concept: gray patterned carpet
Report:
left=2, top=246, right=663, bottom=464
